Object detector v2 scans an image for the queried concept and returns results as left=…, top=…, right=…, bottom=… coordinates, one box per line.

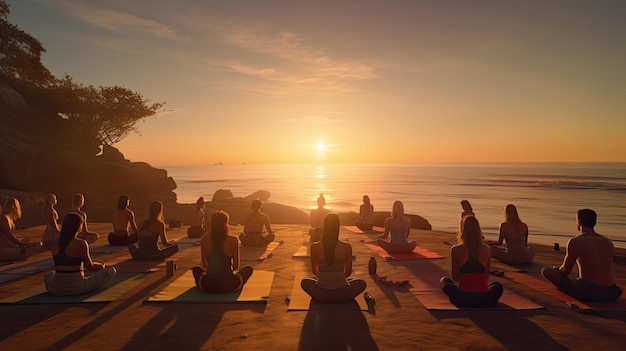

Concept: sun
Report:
left=316, top=141, right=325, bottom=153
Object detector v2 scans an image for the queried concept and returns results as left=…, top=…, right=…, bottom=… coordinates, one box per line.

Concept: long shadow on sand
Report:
left=298, top=308, right=378, bottom=351
left=120, top=302, right=265, bottom=351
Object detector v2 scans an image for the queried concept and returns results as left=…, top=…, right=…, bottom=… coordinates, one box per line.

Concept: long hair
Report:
left=210, top=211, right=229, bottom=245
left=457, top=215, right=483, bottom=267
left=363, top=195, right=370, bottom=205
left=461, top=200, right=473, bottom=212
left=391, top=200, right=404, bottom=219
left=321, top=214, right=340, bottom=265
left=72, top=193, right=84, bottom=209
left=142, top=201, right=164, bottom=230
left=2, top=197, right=22, bottom=221
left=45, top=194, right=57, bottom=207
left=196, top=197, right=205, bottom=212
left=117, top=195, right=129, bottom=211
left=504, top=204, right=521, bottom=225
left=59, top=213, right=82, bottom=249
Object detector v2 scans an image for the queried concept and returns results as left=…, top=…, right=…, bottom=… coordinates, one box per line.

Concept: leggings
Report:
left=0, top=245, right=41, bottom=261
left=193, top=266, right=254, bottom=293
left=108, top=231, right=138, bottom=245
left=44, top=267, right=117, bottom=296
left=440, top=277, right=503, bottom=308
left=301, top=277, right=367, bottom=303
left=239, top=232, right=275, bottom=247
left=187, top=225, right=205, bottom=238
left=128, top=244, right=179, bottom=261
left=376, top=239, right=417, bottom=253
left=543, top=268, right=623, bottom=302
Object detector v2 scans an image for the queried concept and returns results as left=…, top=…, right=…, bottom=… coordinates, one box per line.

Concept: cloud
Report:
left=220, top=26, right=381, bottom=82
left=58, top=1, right=189, bottom=42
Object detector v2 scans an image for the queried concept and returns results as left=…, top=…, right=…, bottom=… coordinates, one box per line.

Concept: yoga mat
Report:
left=504, top=272, right=626, bottom=312
left=90, top=244, right=124, bottom=254
left=364, top=241, right=443, bottom=260
left=390, top=271, right=543, bottom=311
left=0, top=272, right=149, bottom=304
left=0, top=258, right=54, bottom=284
left=292, top=246, right=310, bottom=258
left=287, top=272, right=369, bottom=311
left=146, top=269, right=274, bottom=303
left=240, top=241, right=280, bottom=261
left=343, top=226, right=384, bottom=234
left=490, top=261, right=523, bottom=273
left=490, top=260, right=547, bottom=273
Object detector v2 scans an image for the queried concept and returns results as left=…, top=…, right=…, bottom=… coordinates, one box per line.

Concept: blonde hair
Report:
left=2, top=197, right=22, bottom=223
left=391, top=200, right=404, bottom=219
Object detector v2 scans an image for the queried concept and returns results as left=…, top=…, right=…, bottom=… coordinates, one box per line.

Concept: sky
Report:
left=6, top=0, right=626, bottom=165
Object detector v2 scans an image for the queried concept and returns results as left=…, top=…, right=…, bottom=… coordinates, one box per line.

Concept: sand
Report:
left=1, top=222, right=625, bottom=351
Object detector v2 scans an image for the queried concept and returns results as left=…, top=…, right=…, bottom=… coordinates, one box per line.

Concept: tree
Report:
left=52, top=75, right=165, bottom=145
left=0, top=1, right=55, bottom=86
left=0, top=0, right=165, bottom=146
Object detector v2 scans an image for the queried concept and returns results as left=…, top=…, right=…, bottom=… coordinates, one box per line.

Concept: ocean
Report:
left=162, top=163, right=626, bottom=248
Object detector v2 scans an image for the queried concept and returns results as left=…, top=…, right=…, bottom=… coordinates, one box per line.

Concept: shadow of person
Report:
left=298, top=308, right=378, bottom=351
left=120, top=302, right=265, bottom=351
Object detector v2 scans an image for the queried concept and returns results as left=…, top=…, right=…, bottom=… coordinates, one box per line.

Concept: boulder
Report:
left=212, top=189, right=234, bottom=201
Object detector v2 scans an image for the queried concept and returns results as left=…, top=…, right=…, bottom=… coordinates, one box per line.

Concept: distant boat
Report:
left=214, top=161, right=223, bottom=165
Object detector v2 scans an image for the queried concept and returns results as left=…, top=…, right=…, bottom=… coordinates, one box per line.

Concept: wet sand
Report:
left=1, top=223, right=625, bottom=351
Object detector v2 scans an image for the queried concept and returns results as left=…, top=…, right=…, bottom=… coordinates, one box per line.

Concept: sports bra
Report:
left=53, top=243, right=82, bottom=267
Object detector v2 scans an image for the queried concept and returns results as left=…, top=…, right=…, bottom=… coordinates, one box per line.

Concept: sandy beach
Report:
left=1, top=222, right=625, bottom=351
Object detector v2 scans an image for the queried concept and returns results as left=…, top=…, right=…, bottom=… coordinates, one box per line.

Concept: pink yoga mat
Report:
left=389, top=270, right=543, bottom=310
left=363, top=241, right=443, bottom=260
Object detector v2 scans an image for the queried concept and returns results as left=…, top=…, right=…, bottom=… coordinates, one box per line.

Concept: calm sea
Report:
left=162, top=163, right=626, bottom=248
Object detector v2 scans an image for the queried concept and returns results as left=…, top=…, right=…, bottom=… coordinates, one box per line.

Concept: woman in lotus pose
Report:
left=0, top=197, right=42, bottom=261
left=128, top=201, right=179, bottom=261
left=355, top=195, right=374, bottom=231
left=440, top=215, right=503, bottom=307
left=239, top=199, right=275, bottom=246
left=376, top=201, right=417, bottom=253
left=72, top=193, right=99, bottom=244
left=44, top=213, right=116, bottom=296
left=193, top=211, right=254, bottom=293
left=301, top=214, right=366, bottom=303
left=42, top=194, right=60, bottom=248
left=309, top=193, right=331, bottom=242
left=489, top=204, right=535, bottom=265
left=187, top=197, right=206, bottom=238
left=108, top=195, right=139, bottom=245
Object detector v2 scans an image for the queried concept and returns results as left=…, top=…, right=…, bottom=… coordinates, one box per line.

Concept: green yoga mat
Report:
left=146, top=270, right=274, bottom=303
left=0, top=272, right=150, bottom=304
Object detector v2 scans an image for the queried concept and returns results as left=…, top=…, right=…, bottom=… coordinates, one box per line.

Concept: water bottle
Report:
left=368, top=256, right=377, bottom=275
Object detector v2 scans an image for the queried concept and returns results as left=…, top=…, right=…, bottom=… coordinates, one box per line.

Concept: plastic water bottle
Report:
left=368, top=256, right=377, bottom=275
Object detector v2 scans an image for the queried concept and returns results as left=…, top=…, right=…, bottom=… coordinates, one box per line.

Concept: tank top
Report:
left=205, top=237, right=235, bottom=279
left=137, top=231, right=160, bottom=255
left=53, top=241, right=83, bottom=267
left=316, top=259, right=347, bottom=289
left=458, top=260, right=489, bottom=292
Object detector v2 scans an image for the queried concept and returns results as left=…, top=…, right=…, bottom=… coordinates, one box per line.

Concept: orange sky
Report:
left=8, top=0, right=626, bottom=165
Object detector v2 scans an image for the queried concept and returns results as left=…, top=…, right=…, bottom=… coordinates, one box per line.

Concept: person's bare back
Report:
left=565, top=233, right=615, bottom=286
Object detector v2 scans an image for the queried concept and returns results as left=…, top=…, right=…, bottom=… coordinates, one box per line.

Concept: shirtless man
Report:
left=108, top=195, right=140, bottom=245
left=541, top=209, right=622, bottom=302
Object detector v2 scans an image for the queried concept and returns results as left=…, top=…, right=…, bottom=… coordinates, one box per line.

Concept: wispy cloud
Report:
left=58, top=1, right=189, bottom=42
left=219, top=25, right=381, bottom=82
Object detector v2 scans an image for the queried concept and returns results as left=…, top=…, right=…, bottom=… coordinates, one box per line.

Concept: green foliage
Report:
left=0, top=0, right=165, bottom=146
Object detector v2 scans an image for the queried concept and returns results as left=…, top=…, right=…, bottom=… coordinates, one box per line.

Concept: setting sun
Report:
left=316, top=141, right=325, bottom=153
